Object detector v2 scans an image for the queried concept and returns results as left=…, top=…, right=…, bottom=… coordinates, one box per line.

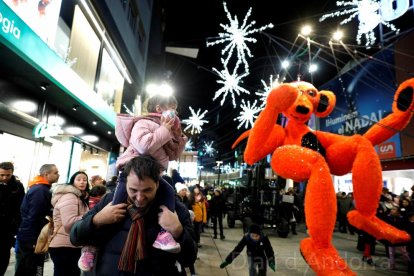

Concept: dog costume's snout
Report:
left=296, top=105, right=309, bottom=114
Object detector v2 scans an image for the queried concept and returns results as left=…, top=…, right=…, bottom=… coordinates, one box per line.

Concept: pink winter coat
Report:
left=115, top=113, right=187, bottom=169
left=49, top=184, right=89, bottom=248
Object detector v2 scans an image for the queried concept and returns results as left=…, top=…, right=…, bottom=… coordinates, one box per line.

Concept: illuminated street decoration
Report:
left=319, top=0, right=406, bottom=47
left=206, top=2, right=273, bottom=72
left=185, top=138, right=193, bottom=151
left=208, top=2, right=273, bottom=107
left=203, top=141, right=216, bottom=157
left=234, top=99, right=261, bottom=129
left=182, top=107, right=209, bottom=134
left=212, top=63, right=250, bottom=107
left=255, top=75, right=282, bottom=108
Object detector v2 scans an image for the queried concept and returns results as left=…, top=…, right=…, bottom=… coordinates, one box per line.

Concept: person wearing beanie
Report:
left=220, top=223, right=276, bottom=275
left=175, top=182, right=191, bottom=210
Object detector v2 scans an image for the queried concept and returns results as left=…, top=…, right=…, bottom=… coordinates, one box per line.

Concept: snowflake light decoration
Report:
left=185, top=138, right=193, bottom=151
left=212, top=62, right=250, bottom=107
left=319, top=0, right=399, bottom=47
left=206, top=2, right=273, bottom=72
left=203, top=141, right=216, bottom=157
left=182, top=107, right=209, bottom=134
left=234, top=99, right=261, bottom=129
left=255, top=74, right=282, bottom=108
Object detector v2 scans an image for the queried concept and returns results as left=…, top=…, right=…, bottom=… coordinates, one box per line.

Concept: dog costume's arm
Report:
left=241, top=84, right=300, bottom=164
left=363, top=78, right=414, bottom=146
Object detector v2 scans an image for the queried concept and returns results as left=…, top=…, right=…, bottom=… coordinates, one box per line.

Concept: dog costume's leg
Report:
left=272, top=146, right=355, bottom=276
left=346, top=137, right=411, bottom=244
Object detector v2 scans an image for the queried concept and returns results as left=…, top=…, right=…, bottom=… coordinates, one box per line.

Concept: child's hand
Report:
left=160, top=115, right=175, bottom=131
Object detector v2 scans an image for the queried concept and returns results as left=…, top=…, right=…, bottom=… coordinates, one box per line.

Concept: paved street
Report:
left=6, top=221, right=409, bottom=275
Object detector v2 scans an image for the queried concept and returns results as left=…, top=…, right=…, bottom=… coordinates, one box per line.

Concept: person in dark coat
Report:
left=105, top=175, right=118, bottom=193
left=171, top=169, right=185, bottom=185
left=0, top=162, right=25, bottom=275
left=220, top=223, right=276, bottom=276
left=209, top=188, right=226, bottom=239
left=15, top=164, right=60, bottom=276
left=70, top=155, right=197, bottom=276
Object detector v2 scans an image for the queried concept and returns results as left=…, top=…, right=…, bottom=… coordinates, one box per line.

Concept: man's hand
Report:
left=158, top=205, right=183, bottom=238
left=269, top=260, right=276, bottom=271
left=220, top=261, right=230, bottom=268
left=93, top=202, right=127, bottom=228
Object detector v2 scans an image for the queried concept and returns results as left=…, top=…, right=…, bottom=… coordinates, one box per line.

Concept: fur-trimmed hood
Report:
left=51, top=184, right=82, bottom=206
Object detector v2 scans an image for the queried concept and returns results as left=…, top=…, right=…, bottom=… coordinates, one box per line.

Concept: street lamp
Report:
left=216, top=160, right=223, bottom=187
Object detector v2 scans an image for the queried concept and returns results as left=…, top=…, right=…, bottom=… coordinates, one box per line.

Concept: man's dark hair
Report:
left=0, top=162, right=14, bottom=171
left=123, top=155, right=162, bottom=183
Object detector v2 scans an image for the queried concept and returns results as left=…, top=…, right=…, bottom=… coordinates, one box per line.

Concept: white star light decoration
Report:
left=212, top=63, right=250, bottom=107
left=206, top=2, right=274, bottom=72
left=207, top=2, right=273, bottom=107
left=234, top=99, right=261, bottom=129
left=203, top=141, right=216, bottom=157
left=185, top=138, right=193, bottom=151
left=182, top=107, right=209, bottom=134
left=319, top=0, right=399, bottom=47
left=255, top=75, right=282, bottom=108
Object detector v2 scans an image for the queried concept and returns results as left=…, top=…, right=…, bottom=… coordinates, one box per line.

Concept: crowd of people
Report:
left=336, top=187, right=414, bottom=274
left=3, top=157, right=414, bottom=275
left=1, top=91, right=413, bottom=276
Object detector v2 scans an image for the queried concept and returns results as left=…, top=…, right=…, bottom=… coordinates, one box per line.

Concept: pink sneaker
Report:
left=152, top=231, right=181, bottom=253
left=78, top=246, right=97, bottom=271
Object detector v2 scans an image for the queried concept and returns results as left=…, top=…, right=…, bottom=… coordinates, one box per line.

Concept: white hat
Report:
left=175, top=182, right=188, bottom=193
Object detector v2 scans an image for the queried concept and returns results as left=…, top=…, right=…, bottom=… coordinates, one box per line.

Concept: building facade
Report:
left=0, top=0, right=163, bottom=186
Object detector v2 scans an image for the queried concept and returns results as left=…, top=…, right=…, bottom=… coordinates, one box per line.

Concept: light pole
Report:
left=198, top=165, right=203, bottom=183
left=216, top=160, right=223, bottom=187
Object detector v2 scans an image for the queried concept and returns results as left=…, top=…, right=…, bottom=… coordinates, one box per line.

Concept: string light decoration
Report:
left=206, top=2, right=274, bottom=72
left=255, top=74, right=282, bottom=108
left=203, top=141, right=216, bottom=157
left=208, top=2, right=273, bottom=107
left=319, top=0, right=399, bottom=47
left=212, top=62, right=250, bottom=107
left=234, top=99, right=261, bottom=129
left=185, top=138, right=193, bottom=151
left=182, top=107, right=209, bottom=134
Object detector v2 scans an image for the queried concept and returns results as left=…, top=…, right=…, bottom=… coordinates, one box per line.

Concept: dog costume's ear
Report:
left=315, top=90, right=336, bottom=118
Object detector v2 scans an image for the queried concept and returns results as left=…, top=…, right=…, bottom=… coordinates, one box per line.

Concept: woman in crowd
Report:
left=190, top=185, right=207, bottom=248
left=49, top=171, right=90, bottom=276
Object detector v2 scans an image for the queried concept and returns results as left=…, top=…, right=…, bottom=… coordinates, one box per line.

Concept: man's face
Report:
left=126, top=170, right=158, bottom=208
left=0, top=168, right=13, bottom=184
left=46, top=166, right=60, bottom=184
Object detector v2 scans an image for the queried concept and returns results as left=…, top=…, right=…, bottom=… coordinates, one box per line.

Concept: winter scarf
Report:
left=118, top=197, right=150, bottom=273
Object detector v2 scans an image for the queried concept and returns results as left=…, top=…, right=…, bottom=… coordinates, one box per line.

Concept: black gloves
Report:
left=220, top=261, right=230, bottom=268
left=269, top=260, right=276, bottom=271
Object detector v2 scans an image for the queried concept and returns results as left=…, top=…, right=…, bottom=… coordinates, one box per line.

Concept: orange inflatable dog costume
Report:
left=232, top=79, right=414, bottom=275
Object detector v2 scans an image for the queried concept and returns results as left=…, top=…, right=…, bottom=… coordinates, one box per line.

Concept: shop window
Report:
left=96, top=49, right=125, bottom=113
